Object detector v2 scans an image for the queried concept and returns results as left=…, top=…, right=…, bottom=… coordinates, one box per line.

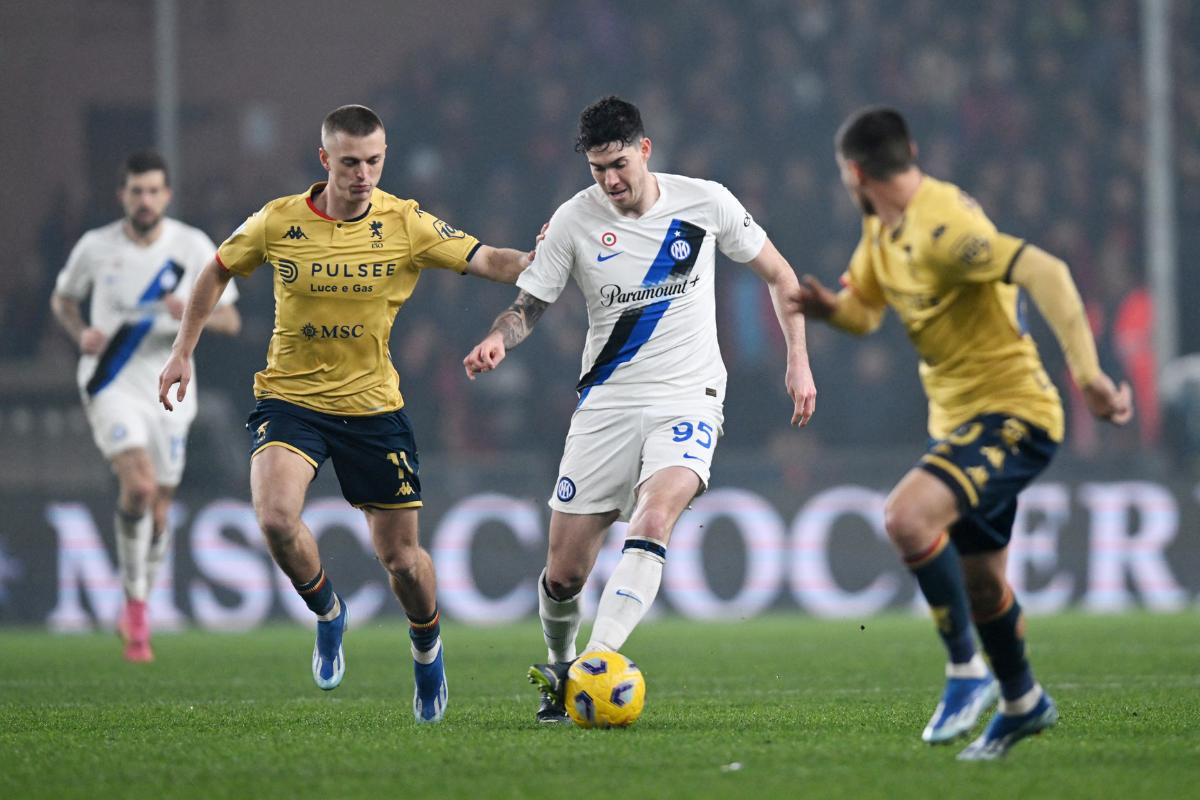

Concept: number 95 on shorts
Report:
left=549, top=403, right=724, bottom=520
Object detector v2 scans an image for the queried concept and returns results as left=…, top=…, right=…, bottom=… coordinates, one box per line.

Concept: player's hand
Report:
left=786, top=357, right=817, bottom=427
left=164, top=295, right=186, bottom=320
left=519, top=220, right=551, bottom=269
left=463, top=332, right=507, bottom=380
left=158, top=350, right=191, bottom=411
left=79, top=327, right=107, bottom=355
left=795, top=275, right=838, bottom=319
left=1082, top=373, right=1134, bottom=425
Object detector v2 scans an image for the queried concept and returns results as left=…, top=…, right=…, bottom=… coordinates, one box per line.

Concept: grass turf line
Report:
left=1, top=612, right=1197, bottom=799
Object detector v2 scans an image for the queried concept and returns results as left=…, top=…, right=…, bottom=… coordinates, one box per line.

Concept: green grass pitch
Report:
left=2, top=613, right=1197, bottom=799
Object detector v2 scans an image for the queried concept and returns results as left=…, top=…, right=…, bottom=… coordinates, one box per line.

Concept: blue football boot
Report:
left=958, top=692, right=1059, bottom=760
left=312, top=596, right=348, bottom=691
left=922, top=675, right=1000, bottom=743
left=413, top=639, right=448, bottom=723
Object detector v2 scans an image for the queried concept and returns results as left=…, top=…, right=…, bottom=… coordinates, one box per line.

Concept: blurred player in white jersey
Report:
left=51, top=152, right=241, bottom=661
left=464, top=96, right=817, bottom=722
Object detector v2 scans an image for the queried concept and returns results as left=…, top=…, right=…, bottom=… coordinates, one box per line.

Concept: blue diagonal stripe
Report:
left=86, top=260, right=185, bottom=396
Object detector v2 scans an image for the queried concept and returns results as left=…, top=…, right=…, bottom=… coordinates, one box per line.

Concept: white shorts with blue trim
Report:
left=548, top=399, right=724, bottom=522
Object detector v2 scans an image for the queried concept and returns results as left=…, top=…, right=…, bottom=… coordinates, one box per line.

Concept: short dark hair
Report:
left=835, top=107, right=915, bottom=180
left=321, top=104, right=384, bottom=141
left=575, top=96, right=644, bottom=153
left=119, top=151, right=169, bottom=187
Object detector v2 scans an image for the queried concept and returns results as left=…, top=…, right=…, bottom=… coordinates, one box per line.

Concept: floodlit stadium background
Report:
left=2, top=0, right=1198, bottom=628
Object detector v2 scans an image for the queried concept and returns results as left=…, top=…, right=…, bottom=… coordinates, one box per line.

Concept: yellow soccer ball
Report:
left=564, top=650, right=646, bottom=728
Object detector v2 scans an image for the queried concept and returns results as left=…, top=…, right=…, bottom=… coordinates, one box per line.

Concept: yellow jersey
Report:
left=841, top=176, right=1064, bottom=441
left=218, top=183, right=480, bottom=415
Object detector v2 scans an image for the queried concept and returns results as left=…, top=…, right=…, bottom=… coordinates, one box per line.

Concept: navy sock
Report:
left=975, top=589, right=1035, bottom=701
left=906, top=533, right=976, bottom=664
left=294, top=568, right=336, bottom=617
left=409, top=608, right=441, bottom=653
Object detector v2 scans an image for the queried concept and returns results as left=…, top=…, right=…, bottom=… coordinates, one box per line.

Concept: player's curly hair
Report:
left=322, top=104, right=384, bottom=141
left=836, top=106, right=915, bottom=180
left=575, top=96, right=645, bottom=153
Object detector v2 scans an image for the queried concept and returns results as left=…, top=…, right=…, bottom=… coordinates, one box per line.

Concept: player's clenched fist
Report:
left=463, top=332, right=507, bottom=379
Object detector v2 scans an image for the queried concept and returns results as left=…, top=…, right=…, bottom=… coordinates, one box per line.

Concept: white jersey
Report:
left=517, top=172, right=766, bottom=409
left=54, top=217, right=238, bottom=400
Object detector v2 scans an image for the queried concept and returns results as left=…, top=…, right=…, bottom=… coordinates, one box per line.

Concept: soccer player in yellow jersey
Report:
left=798, top=107, right=1133, bottom=760
left=157, top=105, right=534, bottom=722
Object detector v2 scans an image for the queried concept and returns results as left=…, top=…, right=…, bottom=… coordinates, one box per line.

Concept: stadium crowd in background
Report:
left=13, top=0, right=1199, bottom=461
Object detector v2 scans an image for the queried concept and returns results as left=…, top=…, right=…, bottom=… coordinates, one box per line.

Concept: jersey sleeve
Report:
left=406, top=205, right=481, bottom=273
left=515, top=205, right=574, bottom=303
left=216, top=206, right=270, bottom=277
left=54, top=231, right=98, bottom=300
left=839, top=224, right=887, bottom=308
left=711, top=183, right=767, bottom=263
left=923, top=191, right=1025, bottom=285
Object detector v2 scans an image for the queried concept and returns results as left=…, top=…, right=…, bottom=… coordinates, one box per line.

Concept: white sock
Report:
left=1000, top=683, right=1043, bottom=715
left=145, top=528, right=172, bottom=598
left=115, top=510, right=152, bottom=601
left=316, top=594, right=341, bottom=622
left=946, top=653, right=989, bottom=679
left=584, top=541, right=665, bottom=653
left=538, top=568, right=582, bottom=664
left=411, top=637, right=441, bottom=665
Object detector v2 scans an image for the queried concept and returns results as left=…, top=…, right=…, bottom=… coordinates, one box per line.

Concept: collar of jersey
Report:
left=305, top=182, right=373, bottom=224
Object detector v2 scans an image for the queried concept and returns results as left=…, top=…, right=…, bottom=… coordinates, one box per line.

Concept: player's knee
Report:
left=119, top=479, right=156, bottom=516
left=545, top=566, right=587, bottom=600
left=256, top=504, right=302, bottom=544
left=379, top=545, right=423, bottom=585
left=883, top=496, right=930, bottom=552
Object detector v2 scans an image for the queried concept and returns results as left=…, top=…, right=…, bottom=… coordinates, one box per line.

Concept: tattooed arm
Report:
left=463, top=290, right=551, bottom=379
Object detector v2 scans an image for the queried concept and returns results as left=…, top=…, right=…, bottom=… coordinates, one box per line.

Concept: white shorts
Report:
left=549, top=400, right=724, bottom=521
left=84, top=384, right=196, bottom=487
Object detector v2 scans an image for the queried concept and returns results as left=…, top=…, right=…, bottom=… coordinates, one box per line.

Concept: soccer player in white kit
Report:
left=464, top=96, right=817, bottom=722
left=51, top=152, right=241, bottom=661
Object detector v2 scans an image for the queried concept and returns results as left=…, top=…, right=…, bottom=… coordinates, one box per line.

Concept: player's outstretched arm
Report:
left=463, top=290, right=550, bottom=380
left=465, top=245, right=535, bottom=284
left=158, top=257, right=234, bottom=411
left=1010, top=244, right=1133, bottom=425
left=745, top=238, right=817, bottom=427
left=796, top=274, right=885, bottom=335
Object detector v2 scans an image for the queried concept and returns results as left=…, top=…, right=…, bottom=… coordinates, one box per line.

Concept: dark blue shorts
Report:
left=246, top=398, right=422, bottom=509
left=917, top=413, right=1057, bottom=555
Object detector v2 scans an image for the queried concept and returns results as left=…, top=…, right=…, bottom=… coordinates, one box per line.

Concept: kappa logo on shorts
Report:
left=556, top=476, right=577, bottom=502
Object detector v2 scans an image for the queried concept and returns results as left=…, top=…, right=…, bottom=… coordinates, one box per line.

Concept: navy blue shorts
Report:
left=245, top=398, right=422, bottom=509
left=917, top=413, right=1057, bottom=555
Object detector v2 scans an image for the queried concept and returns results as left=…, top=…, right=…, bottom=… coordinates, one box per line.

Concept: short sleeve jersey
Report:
left=54, top=218, right=237, bottom=399
left=217, top=183, right=480, bottom=415
left=841, top=176, right=1063, bottom=440
left=516, top=173, right=766, bottom=409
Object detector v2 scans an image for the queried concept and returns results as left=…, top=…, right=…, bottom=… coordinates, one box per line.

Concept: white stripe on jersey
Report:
left=516, top=173, right=766, bottom=408
left=54, top=218, right=237, bottom=399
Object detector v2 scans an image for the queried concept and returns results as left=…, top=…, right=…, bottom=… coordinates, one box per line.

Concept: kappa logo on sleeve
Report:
left=433, top=219, right=466, bottom=240
left=951, top=234, right=992, bottom=267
